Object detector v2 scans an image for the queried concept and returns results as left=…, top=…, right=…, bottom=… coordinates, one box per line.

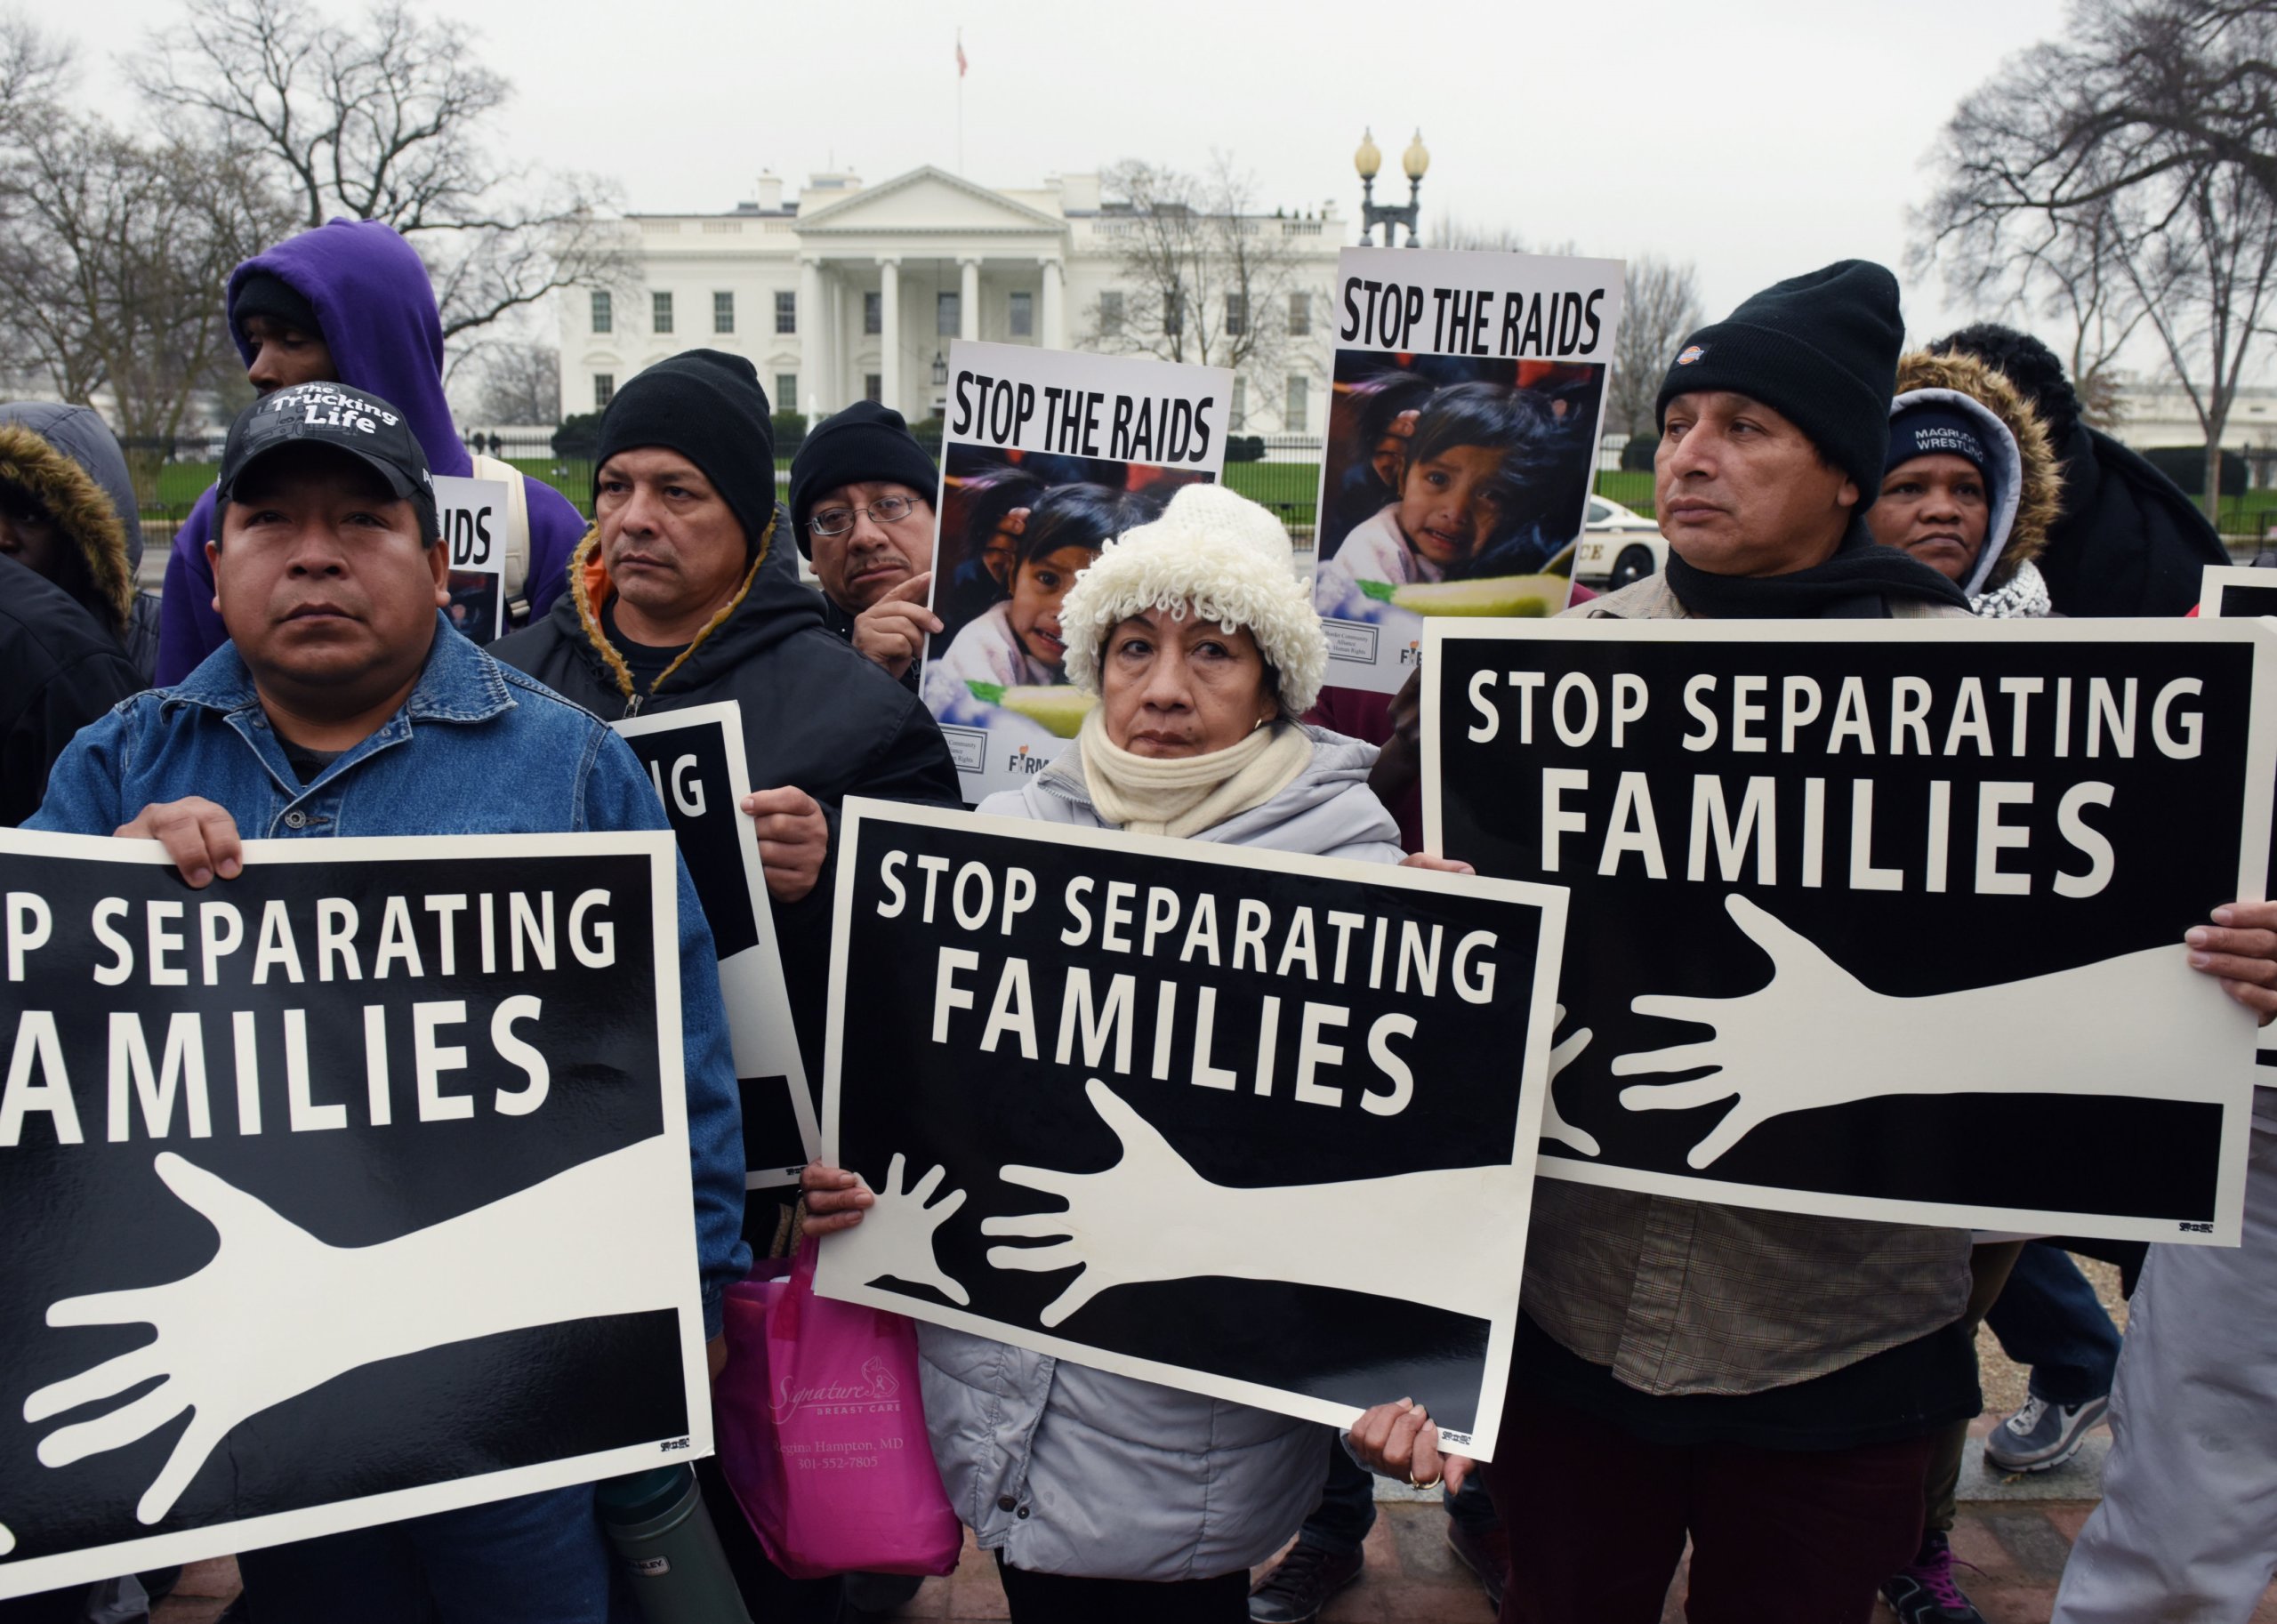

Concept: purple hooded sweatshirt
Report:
left=155, top=218, right=587, bottom=684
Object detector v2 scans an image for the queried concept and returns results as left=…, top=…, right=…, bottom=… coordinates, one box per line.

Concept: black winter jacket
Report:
left=1, top=556, right=142, bottom=826
left=2038, top=423, right=2231, bottom=618
left=493, top=527, right=961, bottom=1082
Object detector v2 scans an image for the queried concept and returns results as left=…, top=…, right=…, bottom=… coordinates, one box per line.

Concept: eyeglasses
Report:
left=809, top=494, right=921, bottom=537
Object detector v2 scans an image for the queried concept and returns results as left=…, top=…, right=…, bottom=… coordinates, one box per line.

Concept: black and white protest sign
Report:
left=613, top=701, right=814, bottom=1187
left=810, top=799, right=1567, bottom=1459
left=0, top=829, right=708, bottom=1600
left=436, top=473, right=510, bottom=645
left=1311, top=247, right=1625, bottom=695
left=919, top=341, right=1232, bottom=804
left=2196, top=565, right=2277, bottom=1070
left=1425, top=618, right=2277, bottom=1243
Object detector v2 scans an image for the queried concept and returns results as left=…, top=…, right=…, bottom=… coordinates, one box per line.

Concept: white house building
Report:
left=560, top=166, right=1348, bottom=433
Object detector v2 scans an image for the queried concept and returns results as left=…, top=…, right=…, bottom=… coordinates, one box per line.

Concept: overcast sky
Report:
left=56, top=0, right=2077, bottom=344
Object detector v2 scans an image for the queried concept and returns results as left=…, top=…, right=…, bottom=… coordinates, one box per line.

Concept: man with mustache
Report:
left=787, top=400, right=943, bottom=690
left=24, top=382, right=749, bottom=1620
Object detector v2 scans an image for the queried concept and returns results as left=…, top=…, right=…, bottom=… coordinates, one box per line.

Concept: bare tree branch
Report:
left=129, top=0, right=630, bottom=349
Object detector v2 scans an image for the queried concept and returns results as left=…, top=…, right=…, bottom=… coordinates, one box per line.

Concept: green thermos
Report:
left=596, top=1464, right=752, bottom=1624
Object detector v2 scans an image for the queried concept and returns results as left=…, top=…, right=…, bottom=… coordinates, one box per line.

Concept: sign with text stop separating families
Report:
left=613, top=702, right=815, bottom=1188
left=2198, top=565, right=2277, bottom=1072
left=811, top=799, right=1567, bottom=1460
left=1425, top=616, right=2277, bottom=1244
left=0, top=829, right=709, bottom=1600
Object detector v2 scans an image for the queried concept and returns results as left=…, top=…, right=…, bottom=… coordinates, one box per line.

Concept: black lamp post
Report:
left=1355, top=127, right=1430, bottom=248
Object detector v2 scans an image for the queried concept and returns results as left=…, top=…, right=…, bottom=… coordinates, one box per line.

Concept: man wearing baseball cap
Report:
left=24, top=382, right=750, bottom=1622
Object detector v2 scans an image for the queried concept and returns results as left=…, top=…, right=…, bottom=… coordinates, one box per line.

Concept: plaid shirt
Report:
left=1523, top=1180, right=1974, bottom=1397
left=1525, top=571, right=1975, bottom=1397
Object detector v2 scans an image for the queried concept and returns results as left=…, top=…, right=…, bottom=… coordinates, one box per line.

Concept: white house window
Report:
left=1231, top=379, right=1247, bottom=430
left=1285, top=374, right=1309, bottom=434
left=775, top=291, right=796, bottom=334
left=713, top=291, right=735, bottom=334
left=1009, top=291, right=1034, bottom=338
left=864, top=292, right=882, bottom=335
left=1099, top=290, right=1124, bottom=338
left=776, top=373, right=798, bottom=412
left=865, top=374, right=882, bottom=403
left=937, top=291, right=960, bottom=336
left=591, top=291, right=613, bottom=334
left=1225, top=293, right=1246, bottom=336
left=593, top=373, right=615, bottom=409
left=1288, top=292, right=1311, bottom=337
left=651, top=291, right=673, bottom=334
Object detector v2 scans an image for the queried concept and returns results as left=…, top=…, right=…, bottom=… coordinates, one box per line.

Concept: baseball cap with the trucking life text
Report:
left=217, top=381, right=439, bottom=541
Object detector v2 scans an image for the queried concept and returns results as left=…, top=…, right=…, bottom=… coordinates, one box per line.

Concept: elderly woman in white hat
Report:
left=804, top=483, right=1464, bottom=1620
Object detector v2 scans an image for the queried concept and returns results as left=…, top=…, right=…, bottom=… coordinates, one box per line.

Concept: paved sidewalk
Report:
left=148, top=1496, right=2277, bottom=1623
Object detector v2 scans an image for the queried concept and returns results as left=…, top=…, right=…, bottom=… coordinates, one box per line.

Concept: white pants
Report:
left=2053, top=1117, right=2277, bottom=1623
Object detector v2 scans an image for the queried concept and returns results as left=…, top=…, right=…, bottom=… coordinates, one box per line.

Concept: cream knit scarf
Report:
left=1055, top=709, right=1314, bottom=839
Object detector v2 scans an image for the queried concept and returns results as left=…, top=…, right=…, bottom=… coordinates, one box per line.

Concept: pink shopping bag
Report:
left=713, top=1238, right=963, bottom=1580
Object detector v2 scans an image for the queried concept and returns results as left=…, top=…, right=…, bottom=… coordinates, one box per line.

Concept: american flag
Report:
left=956, top=32, right=967, bottom=76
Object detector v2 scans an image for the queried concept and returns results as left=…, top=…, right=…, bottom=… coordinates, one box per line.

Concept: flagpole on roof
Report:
left=956, top=27, right=966, bottom=174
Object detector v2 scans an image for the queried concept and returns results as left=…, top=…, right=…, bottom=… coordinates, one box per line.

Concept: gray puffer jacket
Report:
left=921, top=723, right=1402, bottom=1581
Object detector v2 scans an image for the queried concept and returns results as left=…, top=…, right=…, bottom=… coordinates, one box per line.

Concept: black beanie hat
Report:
left=1655, top=260, right=1904, bottom=509
left=595, top=349, right=777, bottom=551
left=232, top=271, right=322, bottom=344
left=787, top=401, right=940, bottom=559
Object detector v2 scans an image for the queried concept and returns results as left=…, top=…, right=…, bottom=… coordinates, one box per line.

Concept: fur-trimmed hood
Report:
left=0, top=404, right=141, bottom=639
left=1888, top=350, right=2064, bottom=598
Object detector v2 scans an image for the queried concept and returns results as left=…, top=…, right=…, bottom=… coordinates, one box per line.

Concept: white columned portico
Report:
left=878, top=257, right=902, bottom=414
left=1040, top=257, right=1066, bottom=350
left=798, top=257, right=825, bottom=414
left=960, top=258, right=980, bottom=342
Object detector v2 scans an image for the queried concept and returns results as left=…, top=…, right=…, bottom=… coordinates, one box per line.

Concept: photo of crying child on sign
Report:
left=920, top=341, right=1232, bottom=801
left=1310, top=247, right=1624, bottom=695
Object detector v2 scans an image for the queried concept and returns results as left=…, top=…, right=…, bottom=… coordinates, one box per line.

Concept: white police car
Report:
left=1571, top=495, right=1664, bottom=589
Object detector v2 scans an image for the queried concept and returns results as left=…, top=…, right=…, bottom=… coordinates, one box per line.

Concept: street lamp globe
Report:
left=1354, top=128, right=1382, bottom=182
left=1403, top=131, right=1431, bottom=182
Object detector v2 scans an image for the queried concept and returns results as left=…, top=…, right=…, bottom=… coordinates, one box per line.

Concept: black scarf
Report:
left=1663, top=517, right=1971, bottom=619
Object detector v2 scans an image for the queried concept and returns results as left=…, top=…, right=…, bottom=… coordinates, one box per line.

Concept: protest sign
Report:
left=613, top=701, right=814, bottom=1187
left=435, top=474, right=511, bottom=645
left=918, top=341, right=1232, bottom=802
left=1424, top=617, right=2277, bottom=1243
left=1310, top=247, right=1625, bottom=695
left=810, top=798, right=1567, bottom=1459
left=0, top=829, right=708, bottom=1600
left=2196, top=564, right=2277, bottom=1071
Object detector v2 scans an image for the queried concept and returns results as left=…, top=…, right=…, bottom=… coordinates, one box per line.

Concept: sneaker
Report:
left=1880, top=1532, right=1985, bottom=1623
left=1983, top=1392, right=2111, bottom=1472
left=1249, top=1542, right=1364, bottom=1623
left=1444, top=1517, right=1510, bottom=1613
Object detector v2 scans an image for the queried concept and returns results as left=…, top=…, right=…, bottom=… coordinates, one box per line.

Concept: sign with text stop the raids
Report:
left=1424, top=617, right=2277, bottom=1243
left=435, top=474, right=511, bottom=645
left=0, top=829, right=709, bottom=1600
left=812, top=799, right=1568, bottom=1461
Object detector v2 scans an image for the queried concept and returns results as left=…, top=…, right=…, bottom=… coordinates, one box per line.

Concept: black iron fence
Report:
left=109, top=428, right=1705, bottom=551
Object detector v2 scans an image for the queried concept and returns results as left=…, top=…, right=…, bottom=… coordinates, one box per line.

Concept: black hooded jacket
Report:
left=0, top=556, right=141, bottom=826
left=493, top=525, right=961, bottom=1079
left=2034, top=422, right=2230, bottom=618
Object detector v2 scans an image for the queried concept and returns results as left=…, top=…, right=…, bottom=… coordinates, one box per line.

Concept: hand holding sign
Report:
left=26, top=1153, right=345, bottom=1524
left=825, top=1154, right=970, bottom=1306
left=852, top=572, right=943, bottom=682
left=744, top=786, right=829, bottom=904
left=984, top=1080, right=1227, bottom=1328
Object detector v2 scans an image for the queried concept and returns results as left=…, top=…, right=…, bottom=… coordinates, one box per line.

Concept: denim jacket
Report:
left=28, top=615, right=751, bottom=1335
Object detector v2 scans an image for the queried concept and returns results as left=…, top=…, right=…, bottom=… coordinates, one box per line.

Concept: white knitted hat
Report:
left=1059, top=481, right=1328, bottom=715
